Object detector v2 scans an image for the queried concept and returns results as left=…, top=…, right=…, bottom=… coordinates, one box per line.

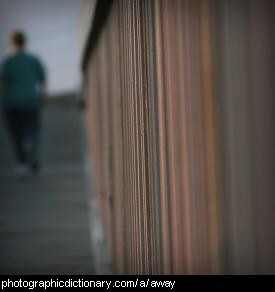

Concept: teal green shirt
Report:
left=0, top=52, right=46, bottom=110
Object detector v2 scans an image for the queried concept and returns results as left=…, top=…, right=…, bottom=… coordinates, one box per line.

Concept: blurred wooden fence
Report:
left=82, top=0, right=275, bottom=274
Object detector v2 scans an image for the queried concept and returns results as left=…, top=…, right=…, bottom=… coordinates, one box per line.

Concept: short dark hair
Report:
left=12, top=31, right=26, bottom=48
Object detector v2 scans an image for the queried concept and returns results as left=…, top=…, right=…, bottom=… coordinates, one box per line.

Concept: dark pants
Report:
left=4, top=109, right=41, bottom=164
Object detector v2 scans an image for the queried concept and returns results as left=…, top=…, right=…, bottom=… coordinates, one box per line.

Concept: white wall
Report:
left=0, top=0, right=81, bottom=96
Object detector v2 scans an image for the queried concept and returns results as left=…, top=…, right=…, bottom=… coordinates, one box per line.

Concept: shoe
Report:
left=16, top=164, right=29, bottom=177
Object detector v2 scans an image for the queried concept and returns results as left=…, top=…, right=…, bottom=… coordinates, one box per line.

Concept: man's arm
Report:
left=35, top=57, right=47, bottom=102
left=0, top=60, right=8, bottom=97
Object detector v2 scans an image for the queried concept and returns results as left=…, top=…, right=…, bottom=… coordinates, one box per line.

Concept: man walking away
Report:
left=0, top=31, right=46, bottom=176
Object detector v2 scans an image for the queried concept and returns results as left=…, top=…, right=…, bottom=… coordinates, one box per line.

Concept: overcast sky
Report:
left=0, top=0, right=82, bottom=95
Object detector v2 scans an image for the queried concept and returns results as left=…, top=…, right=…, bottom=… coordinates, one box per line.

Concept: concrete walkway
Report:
left=0, top=104, right=95, bottom=275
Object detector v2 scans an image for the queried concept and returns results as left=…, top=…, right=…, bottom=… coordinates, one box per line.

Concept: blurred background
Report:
left=0, top=0, right=275, bottom=275
left=0, top=0, right=102, bottom=275
left=0, top=0, right=81, bottom=96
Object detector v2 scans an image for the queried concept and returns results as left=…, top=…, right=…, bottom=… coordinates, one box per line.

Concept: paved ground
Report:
left=0, top=104, right=96, bottom=275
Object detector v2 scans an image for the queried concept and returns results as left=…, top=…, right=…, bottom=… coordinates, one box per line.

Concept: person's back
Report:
left=0, top=31, right=46, bottom=176
left=2, top=52, right=45, bottom=110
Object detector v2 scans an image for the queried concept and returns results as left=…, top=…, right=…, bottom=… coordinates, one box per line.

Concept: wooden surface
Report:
left=83, top=0, right=275, bottom=274
left=0, top=104, right=95, bottom=275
